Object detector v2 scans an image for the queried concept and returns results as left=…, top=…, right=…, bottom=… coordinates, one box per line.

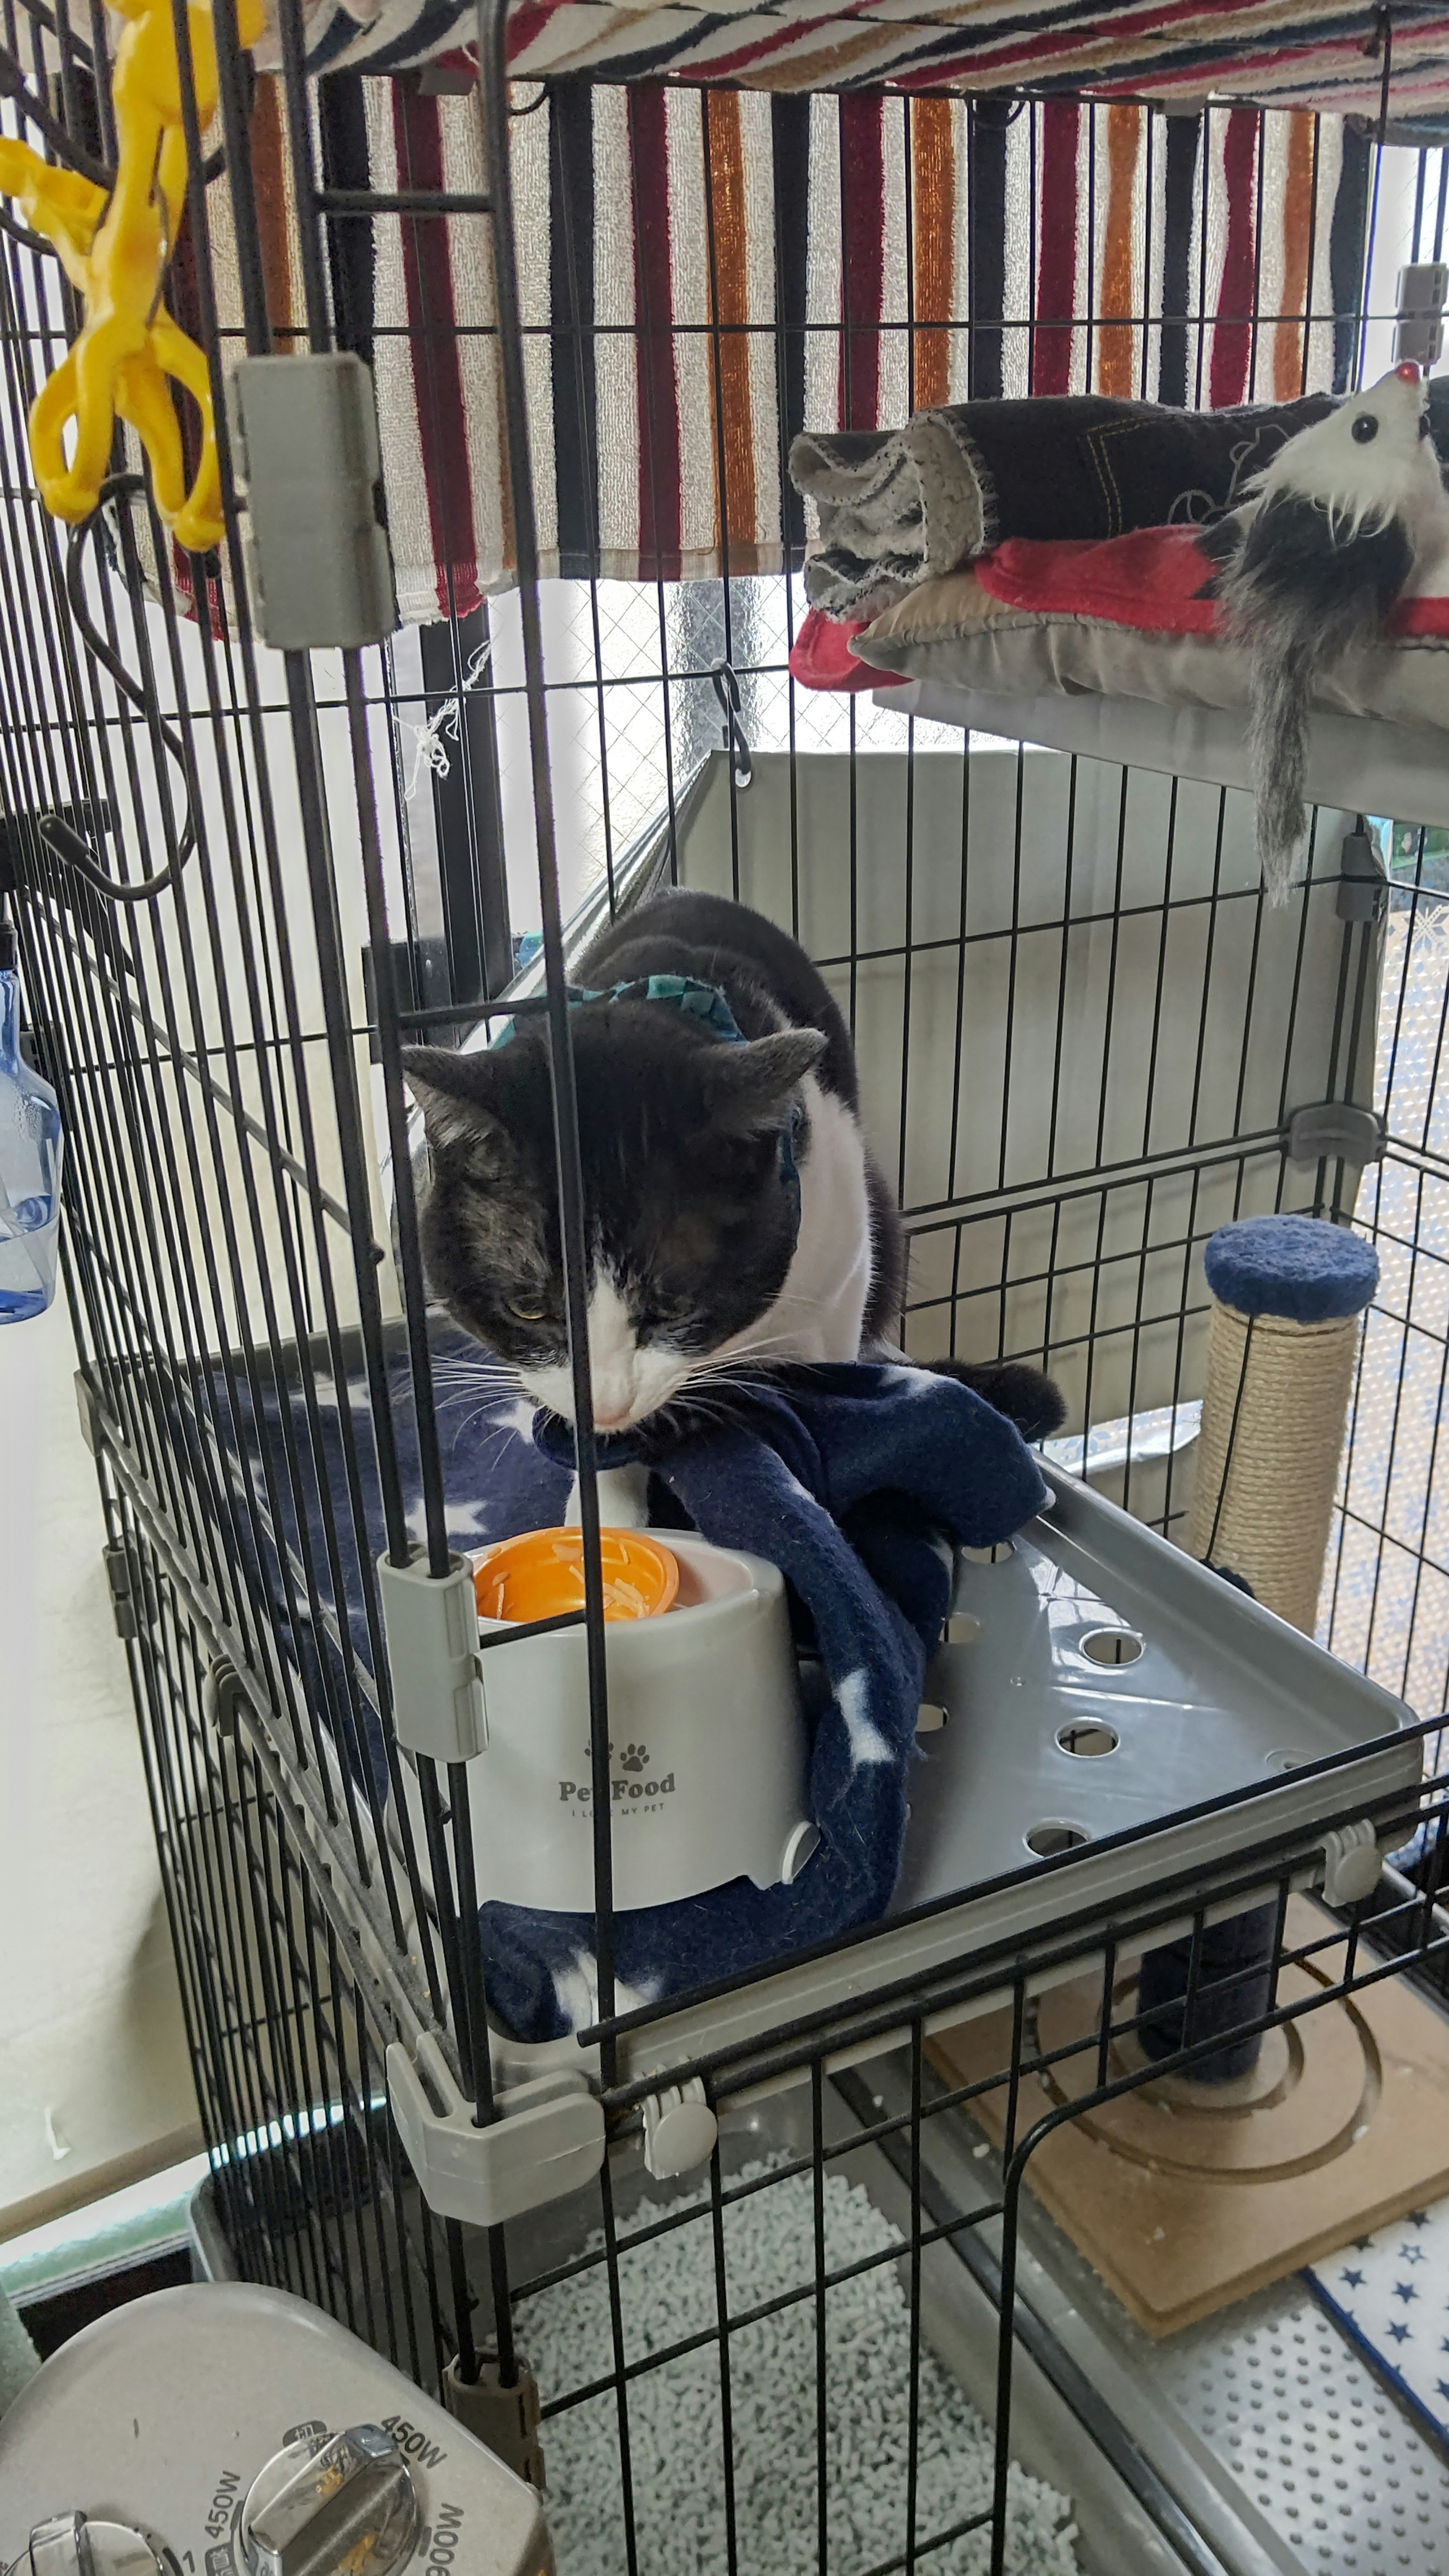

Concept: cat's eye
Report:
left=1351, top=412, right=1379, bottom=443
left=508, top=1296, right=548, bottom=1323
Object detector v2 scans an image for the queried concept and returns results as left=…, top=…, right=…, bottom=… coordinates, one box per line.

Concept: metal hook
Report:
left=710, top=659, right=752, bottom=791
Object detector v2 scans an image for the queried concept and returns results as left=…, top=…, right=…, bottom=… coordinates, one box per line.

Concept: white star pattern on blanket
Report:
left=836, top=1668, right=892, bottom=1769
left=1308, top=2199, right=1449, bottom=2438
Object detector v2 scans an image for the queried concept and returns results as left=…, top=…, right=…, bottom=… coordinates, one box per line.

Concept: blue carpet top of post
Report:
left=202, top=1330, right=1047, bottom=2041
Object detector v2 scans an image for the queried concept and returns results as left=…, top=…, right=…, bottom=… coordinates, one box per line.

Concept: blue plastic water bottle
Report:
left=0, top=919, right=63, bottom=1322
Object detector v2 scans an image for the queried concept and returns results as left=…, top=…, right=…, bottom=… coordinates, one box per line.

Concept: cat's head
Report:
left=403, top=1001, right=824, bottom=1430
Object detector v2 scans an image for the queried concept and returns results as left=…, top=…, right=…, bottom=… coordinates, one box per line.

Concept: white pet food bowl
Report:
left=398, top=1533, right=817, bottom=1913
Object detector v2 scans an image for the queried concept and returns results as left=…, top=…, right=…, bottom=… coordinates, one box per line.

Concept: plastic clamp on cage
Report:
left=442, top=2352, right=546, bottom=2488
left=385, top=2031, right=604, bottom=2228
left=376, top=1547, right=487, bottom=1764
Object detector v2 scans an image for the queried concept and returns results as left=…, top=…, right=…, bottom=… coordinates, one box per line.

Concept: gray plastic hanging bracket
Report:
left=227, top=354, right=397, bottom=651
left=1284, top=1102, right=1386, bottom=1167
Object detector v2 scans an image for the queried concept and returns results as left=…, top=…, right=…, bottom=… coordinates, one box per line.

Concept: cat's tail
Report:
left=925, top=1356, right=1066, bottom=1445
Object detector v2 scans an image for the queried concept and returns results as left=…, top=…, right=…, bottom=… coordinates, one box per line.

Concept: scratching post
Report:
left=1144, top=1218, right=1379, bottom=2083
left=1185, top=1214, right=1380, bottom=1632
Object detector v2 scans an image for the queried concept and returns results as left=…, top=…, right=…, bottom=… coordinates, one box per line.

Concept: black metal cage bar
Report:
left=3, top=0, right=1449, bottom=2564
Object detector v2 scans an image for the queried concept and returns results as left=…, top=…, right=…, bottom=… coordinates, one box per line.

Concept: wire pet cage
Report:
left=3, top=1, right=1449, bottom=2570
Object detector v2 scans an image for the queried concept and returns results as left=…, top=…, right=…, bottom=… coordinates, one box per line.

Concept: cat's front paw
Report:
left=926, top=1356, right=1066, bottom=1444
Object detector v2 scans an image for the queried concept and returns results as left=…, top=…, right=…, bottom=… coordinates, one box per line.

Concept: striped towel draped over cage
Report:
left=265, top=1, right=1449, bottom=126
left=158, top=76, right=1373, bottom=624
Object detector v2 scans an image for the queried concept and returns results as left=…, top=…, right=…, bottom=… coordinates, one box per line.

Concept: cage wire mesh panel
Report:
left=0, top=3, right=1447, bottom=2571
left=671, top=748, right=1383, bottom=1534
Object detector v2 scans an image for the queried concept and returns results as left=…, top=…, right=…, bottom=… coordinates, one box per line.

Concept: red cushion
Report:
left=975, top=526, right=1449, bottom=638
left=788, top=607, right=907, bottom=692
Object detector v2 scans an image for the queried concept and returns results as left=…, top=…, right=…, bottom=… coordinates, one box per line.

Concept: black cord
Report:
left=0, top=38, right=237, bottom=209
left=35, top=475, right=198, bottom=904
left=0, top=201, right=54, bottom=257
left=0, top=46, right=108, bottom=187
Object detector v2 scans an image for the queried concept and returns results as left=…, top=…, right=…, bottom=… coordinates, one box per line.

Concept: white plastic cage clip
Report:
left=1320, top=1818, right=1383, bottom=1908
left=641, top=2078, right=718, bottom=2181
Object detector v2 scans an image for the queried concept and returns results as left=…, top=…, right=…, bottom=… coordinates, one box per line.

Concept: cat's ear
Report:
left=703, top=1028, right=827, bottom=1136
left=403, top=1047, right=515, bottom=1169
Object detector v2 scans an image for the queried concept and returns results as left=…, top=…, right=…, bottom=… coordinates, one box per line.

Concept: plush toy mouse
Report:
left=1200, top=363, right=1449, bottom=903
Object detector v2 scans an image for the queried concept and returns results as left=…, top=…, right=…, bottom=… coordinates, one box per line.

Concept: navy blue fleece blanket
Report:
left=203, top=1333, right=1046, bottom=2041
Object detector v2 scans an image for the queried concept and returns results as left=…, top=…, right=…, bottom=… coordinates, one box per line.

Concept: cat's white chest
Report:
left=726, top=1074, right=873, bottom=1366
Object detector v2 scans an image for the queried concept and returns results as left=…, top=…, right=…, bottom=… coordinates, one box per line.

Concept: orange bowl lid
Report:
left=473, top=1527, right=680, bottom=1626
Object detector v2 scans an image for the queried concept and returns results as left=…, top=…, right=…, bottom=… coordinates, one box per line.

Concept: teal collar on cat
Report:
left=490, top=973, right=746, bottom=1050
left=491, top=972, right=802, bottom=1226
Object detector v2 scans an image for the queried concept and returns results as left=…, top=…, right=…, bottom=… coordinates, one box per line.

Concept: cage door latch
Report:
left=1320, top=1820, right=1383, bottom=1908
left=377, top=1546, right=487, bottom=1763
left=386, top=2032, right=605, bottom=2226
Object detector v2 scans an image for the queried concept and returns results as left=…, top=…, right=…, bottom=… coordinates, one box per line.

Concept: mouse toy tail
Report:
left=1246, top=627, right=1315, bottom=907
left=1206, top=491, right=1416, bottom=907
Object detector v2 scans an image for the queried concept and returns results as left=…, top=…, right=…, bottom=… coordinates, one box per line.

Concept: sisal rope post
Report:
left=1140, top=1216, right=1379, bottom=2083
left=1185, top=1215, right=1379, bottom=1630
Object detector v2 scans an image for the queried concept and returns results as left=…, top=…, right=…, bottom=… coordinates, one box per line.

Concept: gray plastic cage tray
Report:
left=581, top=1472, right=1421, bottom=2105
left=898, top=1469, right=1419, bottom=1912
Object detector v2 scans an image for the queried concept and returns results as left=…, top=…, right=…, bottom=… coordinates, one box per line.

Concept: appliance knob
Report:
left=240, top=2424, right=419, bottom=2576
left=28, top=2514, right=163, bottom=2576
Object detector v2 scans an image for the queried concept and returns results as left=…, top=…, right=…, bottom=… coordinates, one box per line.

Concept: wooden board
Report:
left=928, top=1898, right=1449, bottom=2337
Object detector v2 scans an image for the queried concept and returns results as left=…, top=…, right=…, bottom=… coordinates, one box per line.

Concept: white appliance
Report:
left=0, top=2283, right=551, bottom=2576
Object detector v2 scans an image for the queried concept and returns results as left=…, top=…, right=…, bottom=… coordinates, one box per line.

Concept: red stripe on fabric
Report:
left=840, top=93, right=885, bottom=433
left=629, top=84, right=681, bottom=583
left=1210, top=108, right=1258, bottom=409
left=887, top=3, right=1370, bottom=92
left=393, top=84, right=477, bottom=615
left=504, top=0, right=560, bottom=60
left=1033, top=98, right=1080, bottom=397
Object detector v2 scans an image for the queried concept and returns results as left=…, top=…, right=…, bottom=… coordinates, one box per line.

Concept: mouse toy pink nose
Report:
left=1395, top=360, right=1423, bottom=381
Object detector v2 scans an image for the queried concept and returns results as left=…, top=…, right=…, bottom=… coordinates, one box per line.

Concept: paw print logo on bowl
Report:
left=620, top=1743, right=649, bottom=1774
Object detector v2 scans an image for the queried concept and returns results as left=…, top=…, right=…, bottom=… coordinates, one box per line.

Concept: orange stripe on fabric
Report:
left=1096, top=103, right=1140, bottom=398
left=1275, top=112, right=1315, bottom=400
left=705, top=90, right=757, bottom=570
left=250, top=77, right=296, bottom=346
left=911, top=97, right=954, bottom=411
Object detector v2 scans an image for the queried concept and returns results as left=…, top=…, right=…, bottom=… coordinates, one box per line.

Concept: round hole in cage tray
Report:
left=1025, top=1819, right=1092, bottom=1856
left=1055, top=1720, right=1120, bottom=1758
left=1029, top=1961, right=1380, bottom=2180
left=1264, top=1746, right=1308, bottom=1772
left=1079, top=1626, right=1144, bottom=1665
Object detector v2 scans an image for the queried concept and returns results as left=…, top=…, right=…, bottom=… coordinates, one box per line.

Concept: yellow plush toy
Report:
left=0, top=0, right=263, bottom=553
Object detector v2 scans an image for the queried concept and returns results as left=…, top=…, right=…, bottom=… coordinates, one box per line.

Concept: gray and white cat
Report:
left=404, top=889, right=1061, bottom=1445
